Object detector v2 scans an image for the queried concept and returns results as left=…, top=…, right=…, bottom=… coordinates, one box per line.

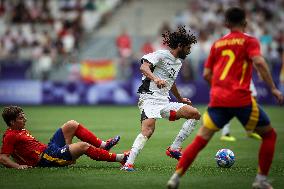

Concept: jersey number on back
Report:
left=219, top=49, right=248, bottom=84
left=220, top=49, right=235, bottom=80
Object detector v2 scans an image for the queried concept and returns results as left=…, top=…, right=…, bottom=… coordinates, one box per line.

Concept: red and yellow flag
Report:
left=80, top=59, right=116, bottom=82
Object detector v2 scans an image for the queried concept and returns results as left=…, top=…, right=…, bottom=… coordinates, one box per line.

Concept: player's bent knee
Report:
left=67, top=120, right=79, bottom=126
left=79, top=142, right=91, bottom=151
left=191, top=109, right=201, bottom=120
left=65, top=120, right=79, bottom=129
left=183, top=106, right=201, bottom=120
left=141, top=123, right=155, bottom=138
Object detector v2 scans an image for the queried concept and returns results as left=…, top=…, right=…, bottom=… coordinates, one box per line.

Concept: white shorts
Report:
left=138, top=94, right=186, bottom=121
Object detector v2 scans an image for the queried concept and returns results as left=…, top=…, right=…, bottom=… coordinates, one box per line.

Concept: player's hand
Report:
left=271, top=88, right=284, bottom=105
left=17, top=165, right=32, bottom=169
left=154, top=78, right=166, bottom=89
left=180, top=98, right=192, bottom=105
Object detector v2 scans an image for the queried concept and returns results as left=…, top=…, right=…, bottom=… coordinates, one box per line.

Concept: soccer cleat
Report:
left=120, top=151, right=130, bottom=166
left=167, top=174, right=180, bottom=189
left=166, top=147, right=182, bottom=160
left=104, top=136, right=120, bottom=151
left=120, top=163, right=135, bottom=172
left=248, top=132, right=262, bottom=140
left=252, top=179, right=273, bottom=189
left=220, top=135, right=236, bottom=142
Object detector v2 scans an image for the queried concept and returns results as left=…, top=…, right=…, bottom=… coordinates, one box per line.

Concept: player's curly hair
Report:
left=2, top=106, right=23, bottom=126
left=162, top=26, right=197, bottom=49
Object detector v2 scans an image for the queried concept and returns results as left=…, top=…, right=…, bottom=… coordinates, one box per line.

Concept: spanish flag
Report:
left=81, top=59, right=116, bottom=82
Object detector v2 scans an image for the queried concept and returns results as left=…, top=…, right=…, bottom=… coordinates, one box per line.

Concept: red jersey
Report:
left=205, top=31, right=261, bottom=107
left=1, top=128, right=47, bottom=166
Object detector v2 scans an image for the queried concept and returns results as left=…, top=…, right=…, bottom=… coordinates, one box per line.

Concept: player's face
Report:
left=14, top=113, right=27, bottom=129
left=178, top=45, right=191, bottom=60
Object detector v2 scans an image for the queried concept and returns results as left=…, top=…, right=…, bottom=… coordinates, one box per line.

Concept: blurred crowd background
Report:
left=0, top=0, right=284, bottom=105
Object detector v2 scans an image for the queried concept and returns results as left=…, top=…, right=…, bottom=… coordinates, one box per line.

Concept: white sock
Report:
left=99, top=141, right=106, bottom=148
left=170, top=119, right=198, bottom=150
left=256, top=174, right=267, bottom=181
left=222, top=123, right=230, bottom=136
left=126, top=133, right=148, bottom=165
left=115, top=154, right=124, bottom=162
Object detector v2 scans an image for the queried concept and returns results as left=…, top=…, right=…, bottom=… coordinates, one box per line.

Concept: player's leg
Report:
left=235, top=100, right=275, bottom=189
left=61, top=120, right=120, bottom=150
left=252, top=125, right=276, bottom=189
left=161, top=104, right=200, bottom=160
left=121, top=118, right=156, bottom=171
left=68, top=142, right=127, bottom=163
left=220, top=123, right=236, bottom=142
left=167, top=107, right=231, bottom=189
left=167, top=126, right=215, bottom=189
left=121, top=97, right=161, bottom=171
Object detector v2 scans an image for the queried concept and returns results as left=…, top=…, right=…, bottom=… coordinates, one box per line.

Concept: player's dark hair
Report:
left=162, top=26, right=197, bottom=49
left=225, top=7, right=246, bottom=27
left=2, top=106, right=23, bottom=126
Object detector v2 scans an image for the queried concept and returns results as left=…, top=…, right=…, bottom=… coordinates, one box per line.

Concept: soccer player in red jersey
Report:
left=0, top=106, right=128, bottom=169
left=167, top=7, right=283, bottom=189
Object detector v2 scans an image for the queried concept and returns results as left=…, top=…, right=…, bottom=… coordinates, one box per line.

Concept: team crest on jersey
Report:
left=61, top=148, right=67, bottom=153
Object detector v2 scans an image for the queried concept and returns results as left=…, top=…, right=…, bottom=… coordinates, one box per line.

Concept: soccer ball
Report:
left=215, top=149, right=235, bottom=168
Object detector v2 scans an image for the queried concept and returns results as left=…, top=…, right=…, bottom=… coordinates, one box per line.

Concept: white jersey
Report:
left=137, top=50, right=182, bottom=98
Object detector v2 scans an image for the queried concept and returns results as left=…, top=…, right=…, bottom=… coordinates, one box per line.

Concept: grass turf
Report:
left=0, top=105, right=283, bottom=189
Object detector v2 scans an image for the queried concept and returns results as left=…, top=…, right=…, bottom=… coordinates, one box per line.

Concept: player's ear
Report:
left=243, top=20, right=247, bottom=27
left=9, top=120, right=14, bottom=126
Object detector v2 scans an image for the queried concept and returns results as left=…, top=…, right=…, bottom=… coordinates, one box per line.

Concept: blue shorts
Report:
left=37, top=128, right=74, bottom=167
left=203, top=98, right=270, bottom=131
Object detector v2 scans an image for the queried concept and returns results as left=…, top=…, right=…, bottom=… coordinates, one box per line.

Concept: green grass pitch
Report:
left=0, top=105, right=283, bottom=189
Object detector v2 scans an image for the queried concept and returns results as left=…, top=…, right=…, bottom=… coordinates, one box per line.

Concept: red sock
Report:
left=75, top=124, right=102, bottom=148
left=176, top=136, right=208, bottom=175
left=85, top=146, right=116, bottom=162
left=258, top=128, right=277, bottom=175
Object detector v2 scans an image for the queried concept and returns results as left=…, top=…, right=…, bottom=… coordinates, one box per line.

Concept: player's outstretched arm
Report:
left=252, top=56, right=284, bottom=104
left=171, top=82, right=192, bottom=105
left=0, top=154, right=32, bottom=169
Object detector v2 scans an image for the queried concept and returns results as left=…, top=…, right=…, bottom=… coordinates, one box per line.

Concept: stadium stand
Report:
left=0, top=0, right=283, bottom=105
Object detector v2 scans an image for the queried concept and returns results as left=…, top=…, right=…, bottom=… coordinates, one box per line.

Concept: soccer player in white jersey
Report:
left=220, top=80, right=262, bottom=142
left=121, top=26, right=200, bottom=171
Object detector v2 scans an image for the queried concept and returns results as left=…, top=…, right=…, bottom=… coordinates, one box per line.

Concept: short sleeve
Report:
left=246, top=37, right=261, bottom=58
left=141, top=51, right=162, bottom=66
left=1, top=133, right=17, bottom=155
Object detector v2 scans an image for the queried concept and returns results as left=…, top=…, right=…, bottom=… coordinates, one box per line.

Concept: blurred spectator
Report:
left=140, top=38, right=154, bottom=55
left=62, top=29, right=75, bottom=54
left=0, top=0, right=5, bottom=16
left=85, top=0, right=96, bottom=11
left=34, top=47, right=53, bottom=81
left=116, top=29, right=132, bottom=58
left=115, top=29, right=133, bottom=81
